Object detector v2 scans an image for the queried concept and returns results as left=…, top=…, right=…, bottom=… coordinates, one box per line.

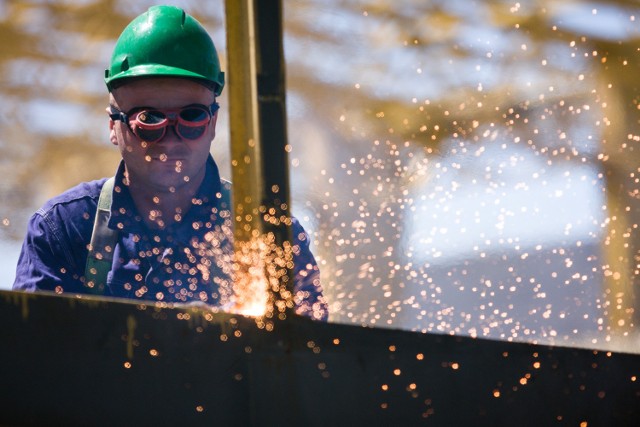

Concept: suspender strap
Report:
left=84, top=177, right=118, bottom=295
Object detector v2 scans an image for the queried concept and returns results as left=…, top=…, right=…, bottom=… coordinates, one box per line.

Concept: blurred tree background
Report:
left=1, top=0, right=639, bottom=352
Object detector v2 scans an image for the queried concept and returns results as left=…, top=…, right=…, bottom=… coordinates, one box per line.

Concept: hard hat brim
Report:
left=106, top=64, right=224, bottom=95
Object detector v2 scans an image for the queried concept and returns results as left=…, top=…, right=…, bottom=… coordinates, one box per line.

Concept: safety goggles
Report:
left=109, top=102, right=219, bottom=143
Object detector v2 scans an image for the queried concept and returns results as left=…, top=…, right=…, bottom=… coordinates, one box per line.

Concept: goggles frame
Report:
left=109, top=102, right=219, bottom=143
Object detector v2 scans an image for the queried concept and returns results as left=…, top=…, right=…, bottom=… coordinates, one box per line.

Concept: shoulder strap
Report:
left=84, top=177, right=118, bottom=295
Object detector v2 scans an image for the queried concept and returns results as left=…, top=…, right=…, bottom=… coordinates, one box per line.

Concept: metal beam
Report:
left=225, top=0, right=294, bottom=320
left=225, top=0, right=262, bottom=240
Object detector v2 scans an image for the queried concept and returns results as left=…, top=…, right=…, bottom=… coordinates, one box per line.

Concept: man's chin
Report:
left=144, top=167, right=191, bottom=187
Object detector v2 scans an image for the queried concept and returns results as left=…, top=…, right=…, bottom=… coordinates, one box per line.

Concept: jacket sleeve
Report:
left=291, top=218, right=328, bottom=321
left=12, top=212, right=84, bottom=294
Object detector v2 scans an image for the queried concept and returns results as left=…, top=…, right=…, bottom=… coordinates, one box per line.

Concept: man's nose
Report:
left=159, top=123, right=182, bottom=143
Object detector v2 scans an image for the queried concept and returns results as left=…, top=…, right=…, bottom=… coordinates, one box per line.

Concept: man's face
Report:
left=109, top=77, right=217, bottom=193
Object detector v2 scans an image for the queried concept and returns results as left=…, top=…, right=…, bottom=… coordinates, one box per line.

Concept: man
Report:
left=12, top=5, right=328, bottom=321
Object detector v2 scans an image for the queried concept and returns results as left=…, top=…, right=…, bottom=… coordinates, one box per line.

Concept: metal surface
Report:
left=1, top=289, right=639, bottom=426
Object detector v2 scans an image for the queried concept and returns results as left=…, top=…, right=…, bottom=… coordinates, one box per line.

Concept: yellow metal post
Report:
left=225, top=0, right=294, bottom=320
left=225, top=0, right=263, bottom=239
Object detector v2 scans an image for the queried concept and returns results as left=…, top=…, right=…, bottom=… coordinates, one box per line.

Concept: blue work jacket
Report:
left=13, top=156, right=328, bottom=321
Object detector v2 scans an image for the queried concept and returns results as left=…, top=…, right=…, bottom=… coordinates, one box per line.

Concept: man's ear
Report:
left=209, top=109, right=219, bottom=140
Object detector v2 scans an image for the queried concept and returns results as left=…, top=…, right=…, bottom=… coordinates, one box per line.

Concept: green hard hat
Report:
left=104, top=5, right=225, bottom=95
